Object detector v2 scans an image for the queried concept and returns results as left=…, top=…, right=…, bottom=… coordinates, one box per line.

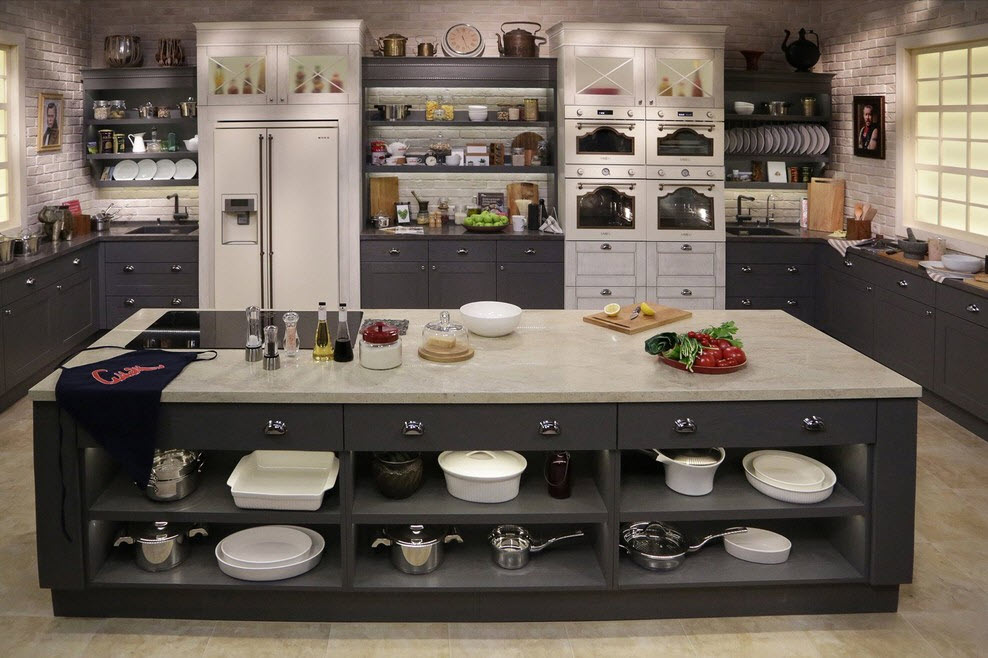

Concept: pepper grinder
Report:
left=263, top=324, right=281, bottom=370
left=245, top=306, right=262, bottom=362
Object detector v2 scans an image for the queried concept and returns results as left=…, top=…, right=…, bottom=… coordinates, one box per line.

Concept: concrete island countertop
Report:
left=361, top=225, right=563, bottom=240
left=30, top=308, right=921, bottom=404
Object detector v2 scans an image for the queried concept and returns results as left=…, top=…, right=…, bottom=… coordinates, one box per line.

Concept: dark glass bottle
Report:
left=333, top=303, right=354, bottom=362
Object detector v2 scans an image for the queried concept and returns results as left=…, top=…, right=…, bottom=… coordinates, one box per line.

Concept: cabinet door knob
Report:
left=802, top=416, right=825, bottom=431
left=72, top=257, right=81, bottom=266
left=538, top=419, right=560, bottom=436
left=457, top=248, right=469, bottom=255
left=171, top=298, right=182, bottom=306
left=649, top=99, right=655, bottom=105
left=124, top=265, right=135, bottom=273
left=740, top=265, right=752, bottom=273
left=420, top=265, right=426, bottom=271
left=968, top=303, right=981, bottom=313
left=431, top=265, right=437, bottom=271
left=681, top=288, right=693, bottom=296
left=787, top=266, right=799, bottom=274
left=866, top=285, right=873, bottom=292
left=3, top=309, right=10, bottom=316
left=264, top=420, right=287, bottom=436
left=600, top=288, right=612, bottom=296
left=25, top=277, right=36, bottom=286
left=499, top=265, right=505, bottom=271
left=577, top=168, right=585, bottom=176
left=681, top=243, right=692, bottom=251
left=897, top=279, right=908, bottom=288
left=786, top=299, right=798, bottom=306
left=389, top=248, right=400, bottom=255
left=525, top=248, right=537, bottom=255
left=741, top=298, right=751, bottom=306
left=56, top=284, right=63, bottom=291
left=843, top=259, right=853, bottom=267
left=402, top=420, right=424, bottom=436
left=171, top=264, right=183, bottom=272
left=600, top=243, right=612, bottom=250
left=925, top=310, right=934, bottom=317
left=637, top=100, right=642, bottom=105
left=124, top=298, right=135, bottom=307
left=674, top=417, right=696, bottom=433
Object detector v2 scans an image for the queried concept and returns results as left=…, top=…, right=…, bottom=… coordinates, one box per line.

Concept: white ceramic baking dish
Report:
left=215, top=525, right=324, bottom=581
left=227, top=451, right=339, bottom=511
left=438, top=450, right=527, bottom=503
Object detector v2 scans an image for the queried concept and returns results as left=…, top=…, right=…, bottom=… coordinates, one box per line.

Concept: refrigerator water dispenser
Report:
left=221, top=195, right=258, bottom=244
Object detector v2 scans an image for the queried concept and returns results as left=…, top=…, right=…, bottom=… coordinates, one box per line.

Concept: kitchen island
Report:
left=30, top=308, right=920, bottom=621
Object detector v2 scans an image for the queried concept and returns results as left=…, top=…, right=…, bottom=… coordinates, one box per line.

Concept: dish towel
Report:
left=827, top=238, right=871, bottom=257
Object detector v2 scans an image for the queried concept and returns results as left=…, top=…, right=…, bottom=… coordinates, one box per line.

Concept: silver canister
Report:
left=0, top=236, right=14, bottom=264
left=371, top=525, right=463, bottom=574
left=801, top=96, right=817, bottom=117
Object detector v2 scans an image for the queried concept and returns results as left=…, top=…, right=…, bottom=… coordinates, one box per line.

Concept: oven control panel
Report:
left=648, top=166, right=724, bottom=180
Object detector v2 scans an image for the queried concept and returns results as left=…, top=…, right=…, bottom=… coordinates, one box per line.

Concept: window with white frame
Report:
left=0, top=33, right=25, bottom=232
left=899, top=26, right=988, bottom=251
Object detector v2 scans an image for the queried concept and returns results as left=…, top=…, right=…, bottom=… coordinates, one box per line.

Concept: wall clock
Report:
left=442, top=24, right=485, bottom=58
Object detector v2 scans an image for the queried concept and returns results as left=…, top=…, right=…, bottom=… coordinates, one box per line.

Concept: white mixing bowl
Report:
left=459, top=301, right=522, bottom=337
left=941, top=253, right=983, bottom=273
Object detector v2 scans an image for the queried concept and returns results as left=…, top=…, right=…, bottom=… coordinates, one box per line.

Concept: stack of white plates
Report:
left=215, top=525, right=324, bottom=581
left=725, top=124, right=830, bottom=156
left=742, top=450, right=836, bottom=503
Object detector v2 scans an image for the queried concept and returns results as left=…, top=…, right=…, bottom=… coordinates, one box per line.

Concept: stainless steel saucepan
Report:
left=114, top=521, right=207, bottom=572
left=489, top=524, right=585, bottom=570
left=620, top=521, right=746, bottom=571
left=372, top=524, right=463, bottom=575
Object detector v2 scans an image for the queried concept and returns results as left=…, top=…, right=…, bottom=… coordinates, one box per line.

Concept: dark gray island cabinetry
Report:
left=30, top=309, right=920, bottom=622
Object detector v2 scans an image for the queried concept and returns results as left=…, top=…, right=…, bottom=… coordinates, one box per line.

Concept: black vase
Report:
left=371, top=453, right=424, bottom=499
left=781, top=28, right=821, bottom=73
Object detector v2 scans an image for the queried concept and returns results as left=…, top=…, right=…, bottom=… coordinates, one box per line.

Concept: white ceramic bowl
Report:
left=734, top=101, right=755, bottom=115
left=215, top=525, right=324, bottom=581
left=468, top=106, right=488, bottom=122
left=941, top=253, right=983, bottom=273
left=742, top=452, right=836, bottom=504
left=459, top=301, right=522, bottom=337
left=182, top=138, right=198, bottom=152
left=724, top=527, right=792, bottom=564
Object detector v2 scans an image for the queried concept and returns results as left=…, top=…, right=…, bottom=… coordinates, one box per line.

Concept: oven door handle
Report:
left=657, top=124, right=718, bottom=133
left=658, top=184, right=716, bottom=192
left=575, top=122, right=637, bottom=131
left=578, top=182, right=636, bottom=190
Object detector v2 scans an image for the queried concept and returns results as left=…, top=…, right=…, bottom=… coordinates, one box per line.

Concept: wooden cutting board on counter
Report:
left=808, top=178, right=845, bottom=232
left=583, top=303, right=692, bottom=335
left=511, top=131, right=543, bottom=153
left=506, top=182, right=539, bottom=216
left=370, top=176, right=399, bottom=220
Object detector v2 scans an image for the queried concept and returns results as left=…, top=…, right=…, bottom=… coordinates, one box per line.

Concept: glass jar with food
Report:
left=108, top=100, right=127, bottom=119
left=359, top=322, right=402, bottom=370
left=496, top=104, right=511, bottom=121
left=421, top=311, right=470, bottom=356
left=93, top=100, right=110, bottom=120
left=425, top=96, right=438, bottom=121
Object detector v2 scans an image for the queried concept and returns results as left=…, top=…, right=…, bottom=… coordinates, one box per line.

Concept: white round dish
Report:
left=817, top=124, right=831, bottom=153
left=763, top=127, right=777, bottom=153
left=754, top=128, right=765, bottom=153
left=112, top=159, right=138, bottom=180
left=174, top=158, right=197, bottom=180
left=459, top=301, right=522, bottom=336
left=782, top=126, right=795, bottom=154
left=438, top=450, right=527, bottom=504
left=751, top=452, right=826, bottom=489
left=153, top=159, right=177, bottom=180
left=724, top=527, right=792, bottom=564
left=742, top=452, right=836, bottom=503
left=216, top=526, right=324, bottom=581
left=801, top=125, right=815, bottom=155
left=733, top=101, right=754, bottom=115
left=726, top=131, right=735, bottom=153
left=220, top=526, right=312, bottom=566
left=941, top=253, right=983, bottom=273
left=740, top=129, right=751, bottom=153
left=135, top=159, right=157, bottom=180
left=771, top=126, right=786, bottom=154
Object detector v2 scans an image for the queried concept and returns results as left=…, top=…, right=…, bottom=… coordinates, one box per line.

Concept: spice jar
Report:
left=360, top=322, right=402, bottom=370
left=438, top=197, right=450, bottom=225
left=496, top=104, right=511, bottom=121
left=108, top=100, right=127, bottom=119
left=511, top=147, right=525, bottom=166
left=508, top=105, right=520, bottom=121
left=93, top=100, right=110, bottom=120
left=524, top=98, right=539, bottom=121
left=425, top=96, right=439, bottom=121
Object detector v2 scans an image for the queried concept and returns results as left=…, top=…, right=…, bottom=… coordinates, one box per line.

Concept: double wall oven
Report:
left=646, top=166, right=724, bottom=242
left=646, top=108, right=724, bottom=167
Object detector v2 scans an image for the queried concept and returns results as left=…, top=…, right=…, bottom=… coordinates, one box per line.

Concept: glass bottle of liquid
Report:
left=283, top=311, right=300, bottom=358
left=333, top=303, right=354, bottom=362
left=313, top=302, right=333, bottom=362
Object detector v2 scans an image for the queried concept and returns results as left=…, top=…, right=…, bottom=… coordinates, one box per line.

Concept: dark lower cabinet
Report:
left=727, top=296, right=814, bottom=325
left=55, top=270, right=98, bottom=350
left=819, top=266, right=875, bottom=357
left=360, top=261, right=429, bottom=309
left=873, top=288, right=935, bottom=389
left=934, top=312, right=988, bottom=419
left=497, top=262, right=564, bottom=309
left=428, top=261, right=496, bottom=309
left=2, top=285, right=57, bottom=388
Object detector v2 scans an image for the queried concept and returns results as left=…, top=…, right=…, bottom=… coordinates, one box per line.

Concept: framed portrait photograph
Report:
left=853, top=95, right=885, bottom=159
left=37, top=92, right=64, bottom=152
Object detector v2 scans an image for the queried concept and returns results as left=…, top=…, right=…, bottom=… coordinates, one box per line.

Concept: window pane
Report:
left=0, top=48, right=6, bottom=71
left=917, top=111, right=939, bottom=137
left=972, top=142, right=988, bottom=170
left=974, top=46, right=988, bottom=75
left=942, top=112, right=966, bottom=138
left=971, top=176, right=988, bottom=206
left=943, top=140, right=967, bottom=167
left=942, top=172, right=966, bottom=201
left=916, top=196, right=939, bottom=223
left=942, top=78, right=968, bottom=104
left=917, top=52, right=939, bottom=78
left=972, top=112, right=988, bottom=138
left=0, top=109, right=5, bottom=133
left=941, top=200, right=966, bottom=229
left=917, top=139, right=939, bottom=164
left=917, top=80, right=939, bottom=105
left=0, top=77, right=6, bottom=103
left=0, top=136, right=6, bottom=163
left=971, top=76, right=988, bottom=104
left=917, top=169, right=939, bottom=196
left=971, top=205, right=988, bottom=236
left=0, top=195, right=8, bottom=223
left=0, top=168, right=6, bottom=194
left=942, top=48, right=968, bottom=77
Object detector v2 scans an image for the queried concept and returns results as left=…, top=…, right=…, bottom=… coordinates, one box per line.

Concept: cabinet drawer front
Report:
left=936, top=285, right=987, bottom=329
left=619, top=400, right=876, bottom=448
left=572, top=246, right=643, bottom=288
left=103, top=241, right=198, bottom=263
left=728, top=242, right=817, bottom=265
left=728, top=296, right=815, bottom=323
left=497, top=240, right=564, bottom=263
left=726, top=263, right=816, bottom=296
left=429, top=241, right=495, bottom=262
left=872, top=267, right=935, bottom=306
left=105, top=262, right=199, bottom=295
left=360, top=241, right=428, bottom=262
left=345, top=404, right=616, bottom=451
left=105, top=295, right=198, bottom=329
left=1, top=259, right=63, bottom=304
left=52, top=245, right=98, bottom=280
left=655, top=251, right=716, bottom=277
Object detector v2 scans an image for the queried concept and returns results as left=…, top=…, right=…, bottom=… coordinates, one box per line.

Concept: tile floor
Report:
left=0, top=396, right=984, bottom=656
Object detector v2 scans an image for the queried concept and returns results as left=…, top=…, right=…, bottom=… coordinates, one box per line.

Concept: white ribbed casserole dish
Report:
left=437, top=450, right=527, bottom=503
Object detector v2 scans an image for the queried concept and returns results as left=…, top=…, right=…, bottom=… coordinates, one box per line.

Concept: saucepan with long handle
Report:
left=620, top=521, right=746, bottom=571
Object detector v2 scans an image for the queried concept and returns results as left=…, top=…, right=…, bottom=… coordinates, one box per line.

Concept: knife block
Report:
left=846, top=218, right=871, bottom=240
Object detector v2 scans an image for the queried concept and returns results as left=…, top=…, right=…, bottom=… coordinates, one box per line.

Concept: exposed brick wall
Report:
left=0, top=0, right=91, bottom=224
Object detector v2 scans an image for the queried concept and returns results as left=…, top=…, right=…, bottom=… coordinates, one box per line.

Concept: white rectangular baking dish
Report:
left=227, top=451, right=339, bottom=511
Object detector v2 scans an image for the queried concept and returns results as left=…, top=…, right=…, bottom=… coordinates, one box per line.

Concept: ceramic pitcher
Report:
left=128, top=132, right=146, bottom=153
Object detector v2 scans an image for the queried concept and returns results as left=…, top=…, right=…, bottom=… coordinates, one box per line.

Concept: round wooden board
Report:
left=658, top=354, right=747, bottom=374
left=418, top=345, right=475, bottom=363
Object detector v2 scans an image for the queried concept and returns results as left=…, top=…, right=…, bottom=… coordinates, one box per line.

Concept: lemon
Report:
left=603, top=303, right=621, bottom=317
left=640, top=302, right=655, bottom=316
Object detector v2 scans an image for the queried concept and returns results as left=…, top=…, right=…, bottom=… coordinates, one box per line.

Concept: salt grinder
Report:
left=263, top=324, right=281, bottom=370
left=245, top=306, right=262, bottom=362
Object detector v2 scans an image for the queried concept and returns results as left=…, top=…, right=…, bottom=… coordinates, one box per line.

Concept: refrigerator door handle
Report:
left=267, top=133, right=274, bottom=308
left=258, top=132, right=266, bottom=308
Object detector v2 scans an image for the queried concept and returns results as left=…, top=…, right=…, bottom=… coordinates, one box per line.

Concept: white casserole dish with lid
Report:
left=438, top=450, right=527, bottom=503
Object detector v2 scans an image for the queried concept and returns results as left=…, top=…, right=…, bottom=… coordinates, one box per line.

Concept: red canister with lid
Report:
left=359, top=322, right=401, bottom=370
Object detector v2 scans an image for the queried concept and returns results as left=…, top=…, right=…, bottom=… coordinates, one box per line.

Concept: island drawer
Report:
left=79, top=404, right=344, bottom=451
left=429, top=241, right=495, bottom=262
left=344, top=404, right=617, bottom=451
left=936, top=284, right=987, bottom=328
left=497, top=240, right=564, bottom=262
left=361, top=241, right=428, bottom=262
left=618, top=400, right=876, bottom=448
left=103, top=241, right=198, bottom=263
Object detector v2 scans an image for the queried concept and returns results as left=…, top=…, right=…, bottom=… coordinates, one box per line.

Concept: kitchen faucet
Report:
left=736, top=195, right=755, bottom=225
left=167, top=193, right=189, bottom=222
left=764, top=194, right=777, bottom=225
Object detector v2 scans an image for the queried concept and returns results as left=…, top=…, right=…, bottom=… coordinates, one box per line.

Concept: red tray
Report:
left=658, top=354, right=747, bottom=374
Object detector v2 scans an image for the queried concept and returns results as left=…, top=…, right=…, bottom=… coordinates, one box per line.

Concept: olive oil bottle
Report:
left=313, top=302, right=333, bottom=361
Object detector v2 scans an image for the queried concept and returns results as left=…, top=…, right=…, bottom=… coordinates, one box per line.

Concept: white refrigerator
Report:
left=213, top=121, right=339, bottom=310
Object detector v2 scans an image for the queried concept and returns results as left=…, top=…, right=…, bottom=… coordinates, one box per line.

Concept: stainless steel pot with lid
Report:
left=113, top=521, right=207, bottom=571
left=144, top=449, right=203, bottom=502
left=376, top=33, right=408, bottom=57
left=372, top=524, right=463, bottom=574
left=620, top=521, right=747, bottom=571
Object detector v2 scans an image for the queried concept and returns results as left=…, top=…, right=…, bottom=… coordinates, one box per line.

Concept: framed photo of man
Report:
left=853, top=95, right=885, bottom=159
left=37, top=92, right=64, bottom=152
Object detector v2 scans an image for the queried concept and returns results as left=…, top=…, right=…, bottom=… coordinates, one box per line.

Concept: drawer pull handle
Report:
left=968, top=304, right=981, bottom=313
left=741, top=298, right=751, bottom=306
left=843, top=259, right=853, bottom=268
left=72, top=258, right=81, bottom=266
left=457, top=248, right=469, bottom=255
left=674, top=418, right=696, bottom=434
left=538, top=420, right=560, bottom=436
left=3, top=309, right=10, bottom=316
left=600, top=243, right=612, bottom=250
left=124, top=298, right=135, bottom=307
left=402, top=420, right=424, bottom=436
left=925, top=310, right=934, bottom=317
left=866, top=285, right=873, bottom=292
left=802, top=416, right=825, bottom=432
left=525, top=248, right=537, bottom=255
left=431, top=265, right=437, bottom=271
left=25, top=277, right=36, bottom=286
left=681, top=288, right=693, bottom=296
left=897, top=279, right=908, bottom=288
left=600, top=288, right=612, bottom=296
left=171, top=298, right=182, bottom=306
left=681, top=243, right=692, bottom=251
left=264, top=420, right=287, bottom=436
left=786, top=299, right=798, bottom=306
left=740, top=265, right=752, bottom=273
left=499, top=265, right=505, bottom=271
left=171, top=265, right=183, bottom=273
left=389, top=248, right=400, bottom=255
left=56, top=284, right=63, bottom=291
left=124, top=265, right=135, bottom=273
left=787, top=266, right=799, bottom=274
left=420, top=265, right=426, bottom=271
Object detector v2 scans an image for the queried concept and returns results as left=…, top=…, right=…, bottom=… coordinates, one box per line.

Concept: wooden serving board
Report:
left=370, top=176, right=399, bottom=220
left=511, top=131, right=542, bottom=153
left=418, top=344, right=475, bottom=363
left=506, top=182, right=539, bottom=216
left=808, top=178, right=845, bottom=233
left=583, top=303, right=692, bottom=335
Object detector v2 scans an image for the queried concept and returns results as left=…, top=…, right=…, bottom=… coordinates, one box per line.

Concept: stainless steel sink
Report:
left=725, top=226, right=795, bottom=236
left=126, top=225, right=198, bottom=235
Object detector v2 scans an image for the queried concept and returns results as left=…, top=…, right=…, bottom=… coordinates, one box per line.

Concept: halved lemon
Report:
left=603, top=303, right=621, bottom=317
left=640, top=302, right=655, bottom=316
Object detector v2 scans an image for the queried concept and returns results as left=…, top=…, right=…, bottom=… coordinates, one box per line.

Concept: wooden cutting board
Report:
left=808, top=178, right=845, bottom=233
left=506, top=182, right=539, bottom=216
left=511, top=131, right=542, bottom=153
left=583, top=303, right=692, bottom=335
left=370, top=176, right=399, bottom=220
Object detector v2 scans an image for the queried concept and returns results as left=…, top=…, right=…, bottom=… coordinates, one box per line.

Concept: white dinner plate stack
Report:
left=215, top=525, right=324, bottom=581
left=742, top=450, right=836, bottom=503
left=725, top=124, right=830, bottom=156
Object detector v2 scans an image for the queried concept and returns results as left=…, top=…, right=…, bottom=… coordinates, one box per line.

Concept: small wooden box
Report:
left=846, top=218, right=871, bottom=240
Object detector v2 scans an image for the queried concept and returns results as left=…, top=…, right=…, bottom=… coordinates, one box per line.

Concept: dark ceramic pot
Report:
left=372, top=453, right=424, bottom=499
left=781, top=28, right=820, bottom=72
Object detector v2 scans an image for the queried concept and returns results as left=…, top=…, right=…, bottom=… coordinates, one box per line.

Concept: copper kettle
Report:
left=496, top=22, right=546, bottom=58
left=376, top=33, right=408, bottom=57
